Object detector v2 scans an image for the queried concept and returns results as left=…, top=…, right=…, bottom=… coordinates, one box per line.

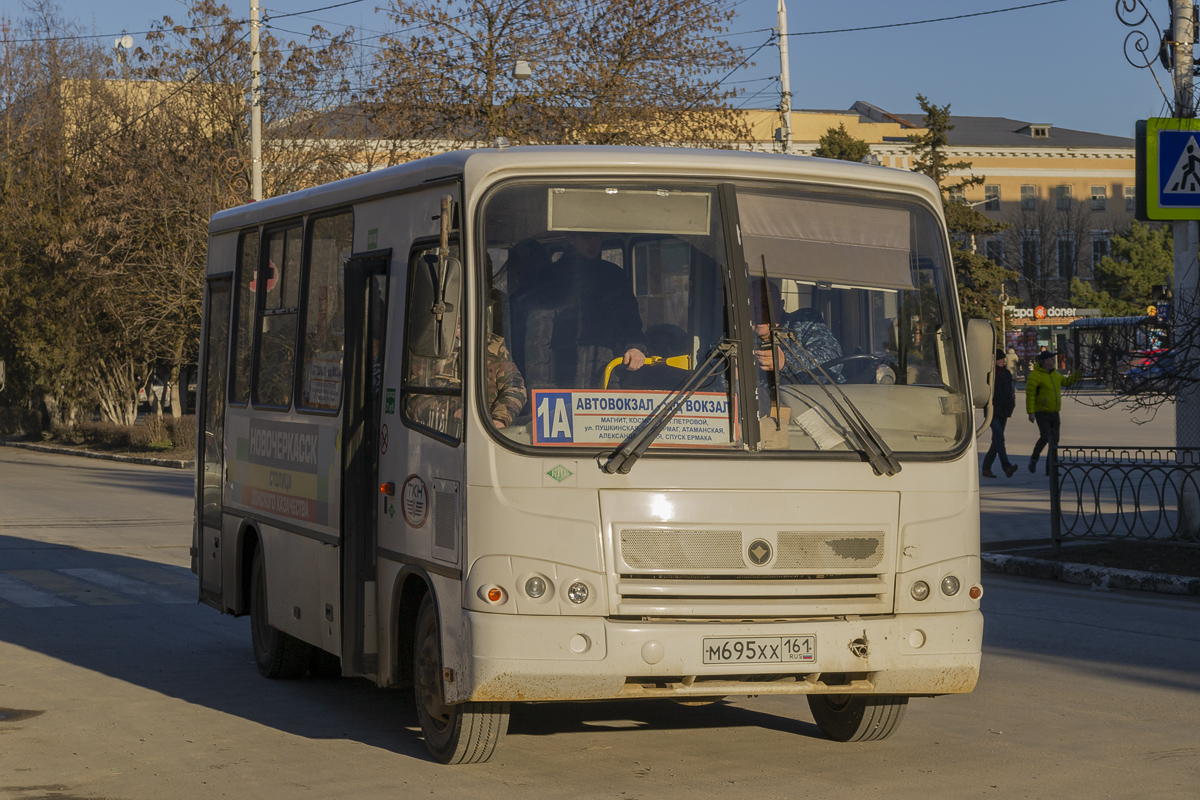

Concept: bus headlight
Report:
left=524, top=576, right=548, bottom=598
left=910, top=580, right=930, bottom=601
left=941, top=575, right=961, bottom=596
left=566, top=581, right=589, bottom=604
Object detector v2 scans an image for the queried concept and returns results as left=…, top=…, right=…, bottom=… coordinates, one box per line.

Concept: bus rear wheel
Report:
left=249, top=546, right=311, bottom=680
left=807, top=694, right=908, bottom=742
left=413, top=593, right=509, bottom=764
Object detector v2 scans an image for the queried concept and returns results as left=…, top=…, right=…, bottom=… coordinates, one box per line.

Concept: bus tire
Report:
left=807, top=694, right=907, bottom=742
left=413, top=593, right=508, bottom=764
left=249, top=546, right=311, bottom=680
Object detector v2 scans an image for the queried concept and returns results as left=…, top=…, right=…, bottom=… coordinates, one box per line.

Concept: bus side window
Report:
left=254, top=225, right=303, bottom=408
left=297, top=212, right=353, bottom=411
left=230, top=229, right=259, bottom=405
left=402, top=243, right=463, bottom=440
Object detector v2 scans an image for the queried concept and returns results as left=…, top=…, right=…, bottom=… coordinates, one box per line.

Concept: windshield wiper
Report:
left=774, top=332, right=903, bottom=477
left=759, top=257, right=783, bottom=434
left=601, top=340, right=737, bottom=474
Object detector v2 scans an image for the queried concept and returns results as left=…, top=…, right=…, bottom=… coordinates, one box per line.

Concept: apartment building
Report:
left=745, top=101, right=1137, bottom=307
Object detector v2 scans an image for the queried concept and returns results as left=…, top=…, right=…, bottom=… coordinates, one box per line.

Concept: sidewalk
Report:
left=0, top=438, right=193, bottom=470
left=975, top=387, right=1197, bottom=594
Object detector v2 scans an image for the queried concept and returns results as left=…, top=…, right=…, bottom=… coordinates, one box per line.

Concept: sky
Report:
left=1, top=0, right=1171, bottom=139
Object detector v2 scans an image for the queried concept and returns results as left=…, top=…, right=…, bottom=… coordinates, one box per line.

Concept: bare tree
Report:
left=2, top=1, right=370, bottom=425
left=371, top=0, right=751, bottom=152
left=0, top=7, right=113, bottom=426
left=76, top=1, right=368, bottom=419
left=1003, top=192, right=1129, bottom=308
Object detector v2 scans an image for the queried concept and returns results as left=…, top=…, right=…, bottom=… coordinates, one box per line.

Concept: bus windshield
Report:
left=480, top=180, right=968, bottom=457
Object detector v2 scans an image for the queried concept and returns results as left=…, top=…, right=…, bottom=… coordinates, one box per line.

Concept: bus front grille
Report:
left=620, top=529, right=745, bottom=570
left=613, top=574, right=893, bottom=617
left=614, top=528, right=894, bottom=616
left=619, top=529, right=887, bottom=573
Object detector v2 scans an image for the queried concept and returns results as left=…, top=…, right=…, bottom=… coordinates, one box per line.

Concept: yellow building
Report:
left=744, top=101, right=1137, bottom=308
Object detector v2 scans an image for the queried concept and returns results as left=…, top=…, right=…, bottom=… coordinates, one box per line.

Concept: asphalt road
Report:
left=1, top=446, right=1199, bottom=799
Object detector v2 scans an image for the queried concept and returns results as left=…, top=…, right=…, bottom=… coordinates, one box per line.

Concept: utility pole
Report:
left=1175, top=0, right=1197, bottom=444
left=776, top=0, right=792, bottom=154
left=250, top=0, right=263, bottom=201
left=1173, top=0, right=1200, bottom=535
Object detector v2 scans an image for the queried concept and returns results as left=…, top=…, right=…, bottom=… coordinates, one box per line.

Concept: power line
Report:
left=784, top=0, right=1070, bottom=37
left=0, top=0, right=367, bottom=46
left=66, top=31, right=252, bottom=160
left=264, top=1, right=367, bottom=22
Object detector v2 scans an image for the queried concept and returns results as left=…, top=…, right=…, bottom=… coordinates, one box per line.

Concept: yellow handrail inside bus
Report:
left=602, top=355, right=693, bottom=389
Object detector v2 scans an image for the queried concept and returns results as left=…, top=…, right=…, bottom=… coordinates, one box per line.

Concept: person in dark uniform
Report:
left=982, top=348, right=1018, bottom=478
left=519, top=231, right=646, bottom=389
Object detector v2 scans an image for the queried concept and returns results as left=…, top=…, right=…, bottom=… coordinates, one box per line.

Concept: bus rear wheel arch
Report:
left=412, top=593, right=509, bottom=764
left=807, top=694, right=908, bottom=742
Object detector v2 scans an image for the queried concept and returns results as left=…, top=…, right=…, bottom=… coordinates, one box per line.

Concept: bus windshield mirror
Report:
left=601, top=340, right=737, bottom=474
left=410, top=251, right=461, bottom=360
left=432, top=256, right=461, bottom=358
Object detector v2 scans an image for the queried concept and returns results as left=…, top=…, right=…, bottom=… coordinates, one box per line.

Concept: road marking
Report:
left=7, top=570, right=132, bottom=606
left=0, top=575, right=74, bottom=608
left=59, top=568, right=192, bottom=604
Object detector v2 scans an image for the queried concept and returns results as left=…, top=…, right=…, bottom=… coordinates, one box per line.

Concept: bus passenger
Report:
left=409, top=329, right=528, bottom=430
left=517, top=232, right=646, bottom=389
left=749, top=278, right=842, bottom=384
left=484, top=333, right=528, bottom=427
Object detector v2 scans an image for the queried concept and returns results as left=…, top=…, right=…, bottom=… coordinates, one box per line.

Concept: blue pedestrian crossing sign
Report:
left=1140, top=117, right=1200, bottom=219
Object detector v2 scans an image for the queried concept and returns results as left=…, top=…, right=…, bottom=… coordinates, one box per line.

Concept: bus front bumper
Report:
left=461, top=609, right=981, bottom=703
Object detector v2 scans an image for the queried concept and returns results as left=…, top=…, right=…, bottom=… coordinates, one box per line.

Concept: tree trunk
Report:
left=40, top=391, right=62, bottom=431
left=169, top=336, right=185, bottom=417
left=93, top=359, right=141, bottom=425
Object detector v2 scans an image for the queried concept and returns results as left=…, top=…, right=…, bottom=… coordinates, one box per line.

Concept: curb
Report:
left=982, top=552, right=1200, bottom=596
left=0, top=439, right=194, bottom=470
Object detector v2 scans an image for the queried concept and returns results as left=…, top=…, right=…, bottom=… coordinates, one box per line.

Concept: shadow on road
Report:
left=0, top=533, right=831, bottom=762
left=508, top=698, right=822, bottom=739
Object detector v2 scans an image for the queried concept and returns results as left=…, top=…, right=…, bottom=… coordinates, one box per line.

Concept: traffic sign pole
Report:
left=1172, top=0, right=1200, bottom=534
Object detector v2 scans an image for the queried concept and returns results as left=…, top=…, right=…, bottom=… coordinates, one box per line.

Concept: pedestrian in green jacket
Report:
left=1026, top=350, right=1081, bottom=473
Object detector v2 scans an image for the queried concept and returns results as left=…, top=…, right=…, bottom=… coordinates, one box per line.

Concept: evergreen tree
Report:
left=906, top=95, right=1015, bottom=321
left=1070, top=222, right=1173, bottom=317
left=813, top=122, right=870, bottom=162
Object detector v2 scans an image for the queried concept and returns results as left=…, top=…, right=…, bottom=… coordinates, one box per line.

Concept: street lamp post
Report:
left=250, top=0, right=262, bottom=201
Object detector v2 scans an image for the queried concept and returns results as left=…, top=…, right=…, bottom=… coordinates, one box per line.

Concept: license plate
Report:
left=701, top=635, right=816, bottom=665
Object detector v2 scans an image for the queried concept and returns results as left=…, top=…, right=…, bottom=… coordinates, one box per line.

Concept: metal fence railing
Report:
left=1051, top=446, right=1200, bottom=549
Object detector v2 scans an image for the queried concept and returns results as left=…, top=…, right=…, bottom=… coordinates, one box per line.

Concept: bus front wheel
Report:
left=249, top=546, right=311, bottom=679
left=413, top=593, right=509, bottom=764
left=807, top=694, right=908, bottom=742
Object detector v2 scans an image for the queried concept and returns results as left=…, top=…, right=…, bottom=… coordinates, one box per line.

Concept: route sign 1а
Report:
left=1137, top=118, right=1200, bottom=220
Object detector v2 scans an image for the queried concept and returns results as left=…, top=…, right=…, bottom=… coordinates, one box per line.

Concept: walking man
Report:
left=982, top=349, right=1018, bottom=478
left=1026, top=349, right=1081, bottom=473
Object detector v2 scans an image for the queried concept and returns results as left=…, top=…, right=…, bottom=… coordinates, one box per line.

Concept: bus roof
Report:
left=208, top=146, right=945, bottom=235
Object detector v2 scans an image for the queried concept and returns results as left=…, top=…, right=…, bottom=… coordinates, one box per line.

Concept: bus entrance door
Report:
left=341, top=252, right=390, bottom=676
left=196, top=278, right=231, bottom=607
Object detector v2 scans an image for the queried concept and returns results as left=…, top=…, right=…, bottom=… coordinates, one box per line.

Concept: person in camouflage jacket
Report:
left=484, top=332, right=528, bottom=426
left=407, top=331, right=527, bottom=431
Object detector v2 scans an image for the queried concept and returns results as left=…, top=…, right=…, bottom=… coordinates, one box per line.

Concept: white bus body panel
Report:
left=460, top=406, right=982, bottom=701
left=203, top=147, right=982, bottom=704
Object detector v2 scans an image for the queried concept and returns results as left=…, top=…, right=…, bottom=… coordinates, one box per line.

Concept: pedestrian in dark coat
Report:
left=982, top=349, right=1018, bottom=478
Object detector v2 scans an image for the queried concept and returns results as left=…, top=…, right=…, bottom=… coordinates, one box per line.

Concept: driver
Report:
left=749, top=278, right=843, bottom=385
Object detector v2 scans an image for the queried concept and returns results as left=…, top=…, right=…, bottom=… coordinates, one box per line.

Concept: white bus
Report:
left=193, top=146, right=996, bottom=764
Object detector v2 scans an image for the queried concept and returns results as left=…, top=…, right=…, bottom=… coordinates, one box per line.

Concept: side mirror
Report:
left=965, top=318, right=995, bottom=410
left=408, top=252, right=462, bottom=359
